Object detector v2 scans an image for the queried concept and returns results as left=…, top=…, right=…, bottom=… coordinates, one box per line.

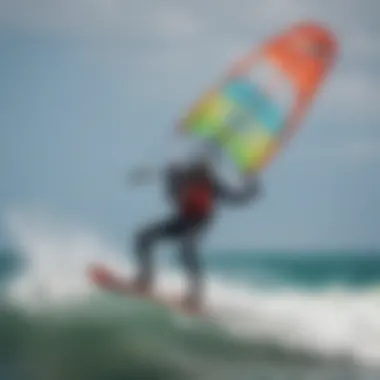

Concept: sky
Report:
left=0, top=0, right=379, bottom=251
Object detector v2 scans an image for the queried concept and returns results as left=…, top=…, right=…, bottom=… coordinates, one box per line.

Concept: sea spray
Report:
left=2, top=210, right=380, bottom=376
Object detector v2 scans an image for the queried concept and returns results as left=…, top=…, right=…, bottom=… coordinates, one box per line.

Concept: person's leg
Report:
left=133, top=216, right=184, bottom=292
left=178, top=224, right=205, bottom=309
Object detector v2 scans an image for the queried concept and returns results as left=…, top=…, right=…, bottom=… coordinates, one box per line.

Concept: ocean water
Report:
left=1, top=215, right=380, bottom=380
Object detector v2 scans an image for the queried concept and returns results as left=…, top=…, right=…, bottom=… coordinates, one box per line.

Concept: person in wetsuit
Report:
left=131, top=156, right=261, bottom=311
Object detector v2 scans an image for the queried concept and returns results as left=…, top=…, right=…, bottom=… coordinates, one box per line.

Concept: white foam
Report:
left=5, top=209, right=380, bottom=366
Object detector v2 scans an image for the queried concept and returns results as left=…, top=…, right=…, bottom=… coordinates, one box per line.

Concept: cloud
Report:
left=298, top=138, right=380, bottom=166
left=341, top=140, right=380, bottom=162
left=0, top=0, right=377, bottom=43
left=0, top=0, right=112, bottom=34
left=0, top=0, right=379, bottom=121
left=346, top=31, right=380, bottom=62
left=152, top=5, right=202, bottom=40
left=317, top=70, right=380, bottom=120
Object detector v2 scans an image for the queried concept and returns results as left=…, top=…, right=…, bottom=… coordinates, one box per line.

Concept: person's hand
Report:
left=241, top=166, right=258, bottom=181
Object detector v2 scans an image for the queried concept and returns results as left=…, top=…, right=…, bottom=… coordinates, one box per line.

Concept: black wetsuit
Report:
left=133, top=162, right=261, bottom=302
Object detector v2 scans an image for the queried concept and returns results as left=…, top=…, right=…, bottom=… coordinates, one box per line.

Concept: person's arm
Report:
left=127, top=159, right=186, bottom=195
left=164, top=163, right=184, bottom=199
left=127, top=166, right=158, bottom=186
left=215, top=172, right=262, bottom=204
left=127, top=156, right=182, bottom=186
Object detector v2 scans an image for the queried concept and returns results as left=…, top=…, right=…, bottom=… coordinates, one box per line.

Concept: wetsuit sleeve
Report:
left=214, top=173, right=261, bottom=204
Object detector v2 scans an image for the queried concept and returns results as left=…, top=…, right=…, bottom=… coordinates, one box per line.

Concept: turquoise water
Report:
left=205, top=251, right=380, bottom=288
left=1, top=247, right=380, bottom=380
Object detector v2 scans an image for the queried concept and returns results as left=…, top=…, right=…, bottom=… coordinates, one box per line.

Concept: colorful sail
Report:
left=180, top=22, right=338, bottom=173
